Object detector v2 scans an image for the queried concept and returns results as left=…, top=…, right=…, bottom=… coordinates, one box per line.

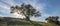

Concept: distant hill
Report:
left=0, top=16, right=60, bottom=26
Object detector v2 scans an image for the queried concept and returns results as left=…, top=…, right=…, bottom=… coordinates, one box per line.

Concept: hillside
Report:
left=0, top=17, right=60, bottom=26
left=0, top=17, right=44, bottom=26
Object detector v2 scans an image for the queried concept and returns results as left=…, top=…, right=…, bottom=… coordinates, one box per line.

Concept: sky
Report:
left=0, top=0, right=60, bottom=22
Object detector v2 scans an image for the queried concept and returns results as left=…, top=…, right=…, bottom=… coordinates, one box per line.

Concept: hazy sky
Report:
left=0, top=0, right=60, bottom=22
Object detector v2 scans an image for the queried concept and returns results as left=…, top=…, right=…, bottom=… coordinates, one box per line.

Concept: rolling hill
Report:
left=0, top=16, right=60, bottom=26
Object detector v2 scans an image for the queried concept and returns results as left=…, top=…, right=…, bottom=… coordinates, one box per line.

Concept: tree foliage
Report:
left=10, top=3, right=41, bottom=21
left=45, top=16, right=60, bottom=25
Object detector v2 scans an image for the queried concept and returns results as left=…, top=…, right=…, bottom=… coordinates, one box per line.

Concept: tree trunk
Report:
left=26, top=16, right=30, bottom=21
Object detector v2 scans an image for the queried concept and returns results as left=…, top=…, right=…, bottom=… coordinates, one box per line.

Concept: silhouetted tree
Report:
left=10, top=3, right=41, bottom=21
left=45, top=16, right=60, bottom=25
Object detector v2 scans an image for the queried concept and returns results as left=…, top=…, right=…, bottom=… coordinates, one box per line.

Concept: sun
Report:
left=11, top=12, right=25, bottom=18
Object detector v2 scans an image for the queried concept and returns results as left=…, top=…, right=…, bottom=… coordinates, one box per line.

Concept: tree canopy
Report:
left=10, top=3, right=41, bottom=21
left=45, top=16, right=60, bottom=25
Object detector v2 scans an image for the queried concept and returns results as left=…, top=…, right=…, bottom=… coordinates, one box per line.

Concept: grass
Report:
left=0, top=17, right=60, bottom=26
left=0, top=17, right=43, bottom=26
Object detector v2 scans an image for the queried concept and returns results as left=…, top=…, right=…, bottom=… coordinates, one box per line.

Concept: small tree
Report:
left=10, top=3, right=41, bottom=21
left=45, top=16, right=60, bottom=25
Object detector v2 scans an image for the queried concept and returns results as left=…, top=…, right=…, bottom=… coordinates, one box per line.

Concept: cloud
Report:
left=0, top=0, right=16, bottom=6
left=0, top=0, right=50, bottom=22
left=21, top=0, right=46, bottom=11
left=0, top=0, right=11, bottom=17
left=0, top=2, right=10, bottom=15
